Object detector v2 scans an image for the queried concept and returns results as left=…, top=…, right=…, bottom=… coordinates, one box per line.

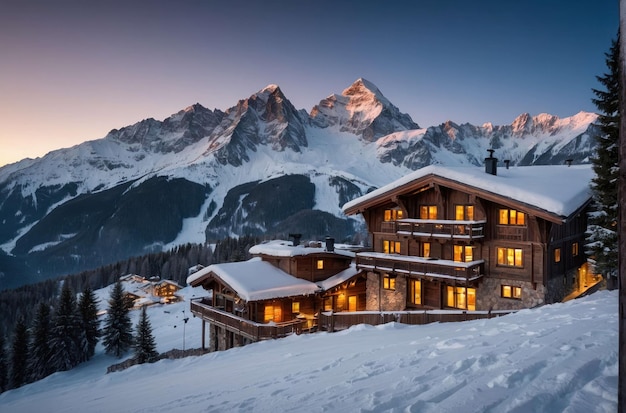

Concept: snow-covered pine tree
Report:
left=9, top=317, right=29, bottom=389
left=102, top=281, right=134, bottom=358
left=28, top=302, right=54, bottom=381
left=48, top=282, right=82, bottom=371
left=0, top=334, right=8, bottom=393
left=133, top=306, right=158, bottom=364
left=588, top=35, right=621, bottom=289
left=78, top=286, right=100, bottom=362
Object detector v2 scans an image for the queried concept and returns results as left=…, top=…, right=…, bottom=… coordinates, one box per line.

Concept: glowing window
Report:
left=348, top=296, right=357, bottom=312
left=292, top=301, right=300, bottom=313
left=446, top=286, right=476, bottom=310
left=383, top=240, right=401, bottom=254
left=317, top=259, right=324, bottom=269
left=554, top=248, right=561, bottom=263
left=409, top=280, right=421, bottom=305
left=454, top=245, right=473, bottom=262
left=263, top=305, right=282, bottom=323
left=499, top=209, right=526, bottom=226
left=422, top=242, right=431, bottom=258
left=572, top=242, right=579, bottom=256
left=497, top=247, right=523, bottom=267
left=383, top=275, right=396, bottom=290
left=420, top=205, right=437, bottom=220
left=384, top=209, right=404, bottom=221
left=455, top=205, right=475, bottom=220
left=502, top=285, right=522, bottom=299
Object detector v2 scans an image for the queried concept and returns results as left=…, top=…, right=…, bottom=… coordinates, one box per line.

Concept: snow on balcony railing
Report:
left=381, top=219, right=486, bottom=239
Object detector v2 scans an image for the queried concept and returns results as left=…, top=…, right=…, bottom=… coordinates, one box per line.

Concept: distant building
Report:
left=119, top=274, right=183, bottom=309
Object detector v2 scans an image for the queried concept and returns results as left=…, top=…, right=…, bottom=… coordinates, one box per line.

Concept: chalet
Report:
left=119, top=274, right=184, bottom=308
left=187, top=239, right=364, bottom=351
left=342, top=154, right=600, bottom=312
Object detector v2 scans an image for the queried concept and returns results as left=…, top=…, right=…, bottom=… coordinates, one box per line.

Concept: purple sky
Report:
left=0, top=0, right=618, bottom=166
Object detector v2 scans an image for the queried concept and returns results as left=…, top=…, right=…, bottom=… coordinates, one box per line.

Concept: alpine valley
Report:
left=0, top=78, right=599, bottom=289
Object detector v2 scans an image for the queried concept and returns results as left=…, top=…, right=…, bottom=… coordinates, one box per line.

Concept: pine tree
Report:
left=48, top=282, right=82, bottom=372
left=133, top=306, right=158, bottom=364
left=102, top=281, right=134, bottom=358
left=588, top=35, right=621, bottom=289
left=78, top=286, right=100, bottom=362
left=0, top=334, right=8, bottom=393
left=9, top=317, right=29, bottom=389
left=28, top=302, right=54, bottom=381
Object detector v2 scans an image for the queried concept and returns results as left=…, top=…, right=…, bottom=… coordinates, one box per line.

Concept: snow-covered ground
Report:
left=0, top=287, right=617, bottom=413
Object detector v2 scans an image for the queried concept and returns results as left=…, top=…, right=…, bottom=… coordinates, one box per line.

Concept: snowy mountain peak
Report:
left=310, top=78, right=419, bottom=141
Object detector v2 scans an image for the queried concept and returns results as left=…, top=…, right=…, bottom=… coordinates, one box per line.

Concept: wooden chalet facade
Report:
left=187, top=239, right=364, bottom=351
left=342, top=156, right=599, bottom=313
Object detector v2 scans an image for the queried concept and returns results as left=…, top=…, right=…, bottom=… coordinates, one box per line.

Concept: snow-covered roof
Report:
left=186, top=258, right=321, bottom=302
left=317, top=264, right=360, bottom=291
left=249, top=239, right=355, bottom=258
left=343, top=164, right=593, bottom=219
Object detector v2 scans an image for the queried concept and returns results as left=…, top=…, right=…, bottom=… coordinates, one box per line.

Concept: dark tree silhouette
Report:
left=9, top=317, right=29, bottom=389
left=133, top=306, right=158, bottom=364
left=102, top=281, right=133, bottom=358
left=28, top=302, right=54, bottom=381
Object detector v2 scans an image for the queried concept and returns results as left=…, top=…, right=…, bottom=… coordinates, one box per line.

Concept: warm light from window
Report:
left=499, top=209, right=525, bottom=225
left=454, top=245, right=473, bottom=262
left=264, top=305, right=282, bottom=323
left=455, top=205, right=474, bottom=220
left=292, top=301, right=300, bottom=313
left=497, top=247, right=523, bottom=267
left=384, top=209, right=404, bottom=221
left=383, top=275, right=396, bottom=290
left=446, top=286, right=476, bottom=310
left=502, top=285, right=522, bottom=299
left=420, top=205, right=437, bottom=219
left=317, top=259, right=324, bottom=269
left=383, top=240, right=401, bottom=254
left=554, top=248, right=561, bottom=263
left=409, top=280, right=421, bottom=304
left=572, top=242, right=579, bottom=256
left=422, top=242, right=431, bottom=258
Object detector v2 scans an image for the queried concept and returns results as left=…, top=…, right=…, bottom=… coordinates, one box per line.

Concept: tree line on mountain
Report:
left=0, top=235, right=261, bottom=392
left=0, top=278, right=163, bottom=393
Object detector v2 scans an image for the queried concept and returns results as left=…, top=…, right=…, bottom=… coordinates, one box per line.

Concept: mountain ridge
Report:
left=0, top=78, right=599, bottom=288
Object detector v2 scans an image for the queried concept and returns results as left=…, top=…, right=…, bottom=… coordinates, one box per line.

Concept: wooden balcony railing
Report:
left=356, top=252, right=484, bottom=282
left=318, top=309, right=512, bottom=332
left=190, top=299, right=306, bottom=342
left=381, top=219, right=486, bottom=240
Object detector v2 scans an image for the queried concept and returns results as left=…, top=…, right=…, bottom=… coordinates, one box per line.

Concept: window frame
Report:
left=384, top=208, right=404, bottom=221
left=408, top=279, right=422, bottom=305
left=498, top=208, right=526, bottom=226
left=453, top=245, right=474, bottom=262
left=554, top=248, right=561, bottom=263
left=446, top=286, right=476, bottom=310
left=497, top=247, right=524, bottom=268
left=382, top=274, right=396, bottom=290
left=501, top=285, right=522, bottom=299
left=383, top=239, right=401, bottom=254
left=455, top=204, right=475, bottom=221
left=420, top=205, right=438, bottom=220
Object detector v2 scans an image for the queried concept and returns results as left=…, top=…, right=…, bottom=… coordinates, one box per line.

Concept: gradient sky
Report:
left=0, top=0, right=619, bottom=167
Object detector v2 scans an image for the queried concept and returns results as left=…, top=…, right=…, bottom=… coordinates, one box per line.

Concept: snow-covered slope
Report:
left=0, top=288, right=617, bottom=412
left=0, top=78, right=599, bottom=288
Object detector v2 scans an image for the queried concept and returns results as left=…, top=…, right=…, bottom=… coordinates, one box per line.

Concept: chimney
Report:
left=485, top=149, right=498, bottom=175
left=504, top=159, right=510, bottom=169
left=289, top=233, right=302, bottom=246
left=325, top=237, right=335, bottom=252
left=565, top=159, right=573, bottom=167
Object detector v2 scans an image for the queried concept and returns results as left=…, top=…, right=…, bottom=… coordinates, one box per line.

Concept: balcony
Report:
left=190, top=299, right=306, bottom=342
left=356, top=252, right=484, bottom=283
left=381, top=219, right=486, bottom=240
